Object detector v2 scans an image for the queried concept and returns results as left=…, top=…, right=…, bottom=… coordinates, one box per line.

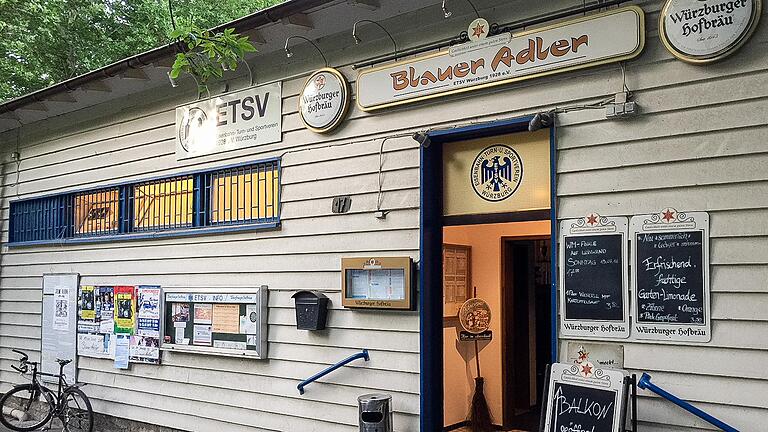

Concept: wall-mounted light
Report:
left=284, top=35, right=329, bottom=67
left=412, top=131, right=431, bottom=147
left=528, top=111, right=555, bottom=131
left=442, top=0, right=480, bottom=19
left=352, top=19, right=398, bottom=59
left=167, top=71, right=179, bottom=88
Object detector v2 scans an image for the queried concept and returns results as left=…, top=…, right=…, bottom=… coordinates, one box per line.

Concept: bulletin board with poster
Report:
left=77, top=285, right=162, bottom=366
left=161, top=287, right=268, bottom=359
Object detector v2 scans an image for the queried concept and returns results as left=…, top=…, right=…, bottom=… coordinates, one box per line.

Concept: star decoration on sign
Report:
left=662, top=208, right=676, bottom=223
left=580, top=362, right=594, bottom=377
left=586, top=213, right=599, bottom=226
left=472, top=23, right=486, bottom=38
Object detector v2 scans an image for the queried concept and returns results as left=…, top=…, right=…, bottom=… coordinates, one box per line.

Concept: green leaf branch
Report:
left=169, top=25, right=257, bottom=95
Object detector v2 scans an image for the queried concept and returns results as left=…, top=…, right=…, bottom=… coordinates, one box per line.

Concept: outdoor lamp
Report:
left=529, top=111, right=555, bottom=131
left=352, top=20, right=398, bottom=58
left=283, top=35, right=328, bottom=67
left=167, top=71, right=178, bottom=88
left=442, top=0, right=480, bottom=19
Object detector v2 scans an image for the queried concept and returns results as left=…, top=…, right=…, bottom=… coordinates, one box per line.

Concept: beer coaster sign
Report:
left=459, top=298, right=491, bottom=334
left=630, top=208, right=711, bottom=342
left=659, top=0, right=762, bottom=64
left=299, top=68, right=350, bottom=133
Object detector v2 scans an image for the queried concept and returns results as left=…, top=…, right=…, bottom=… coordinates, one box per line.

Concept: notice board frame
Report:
left=559, top=213, right=630, bottom=339
left=630, top=208, right=710, bottom=342
left=341, top=257, right=414, bottom=310
left=160, top=287, right=268, bottom=359
left=41, top=273, right=79, bottom=384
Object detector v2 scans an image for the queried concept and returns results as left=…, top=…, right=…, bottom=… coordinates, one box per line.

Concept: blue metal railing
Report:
left=638, top=373, right=739, bottom=432
left=297, top=349, right=370, bottom=395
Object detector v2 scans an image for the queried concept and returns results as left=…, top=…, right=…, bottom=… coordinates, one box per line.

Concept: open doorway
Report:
left=501, top=237, right=552, bottom=430
left=442, top=223, right=551, bottom=431
left=418, top=119, right=556, bottom=432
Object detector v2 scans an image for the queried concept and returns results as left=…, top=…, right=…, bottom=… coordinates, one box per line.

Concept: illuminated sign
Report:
left=299, top=68, right=350, bottom=133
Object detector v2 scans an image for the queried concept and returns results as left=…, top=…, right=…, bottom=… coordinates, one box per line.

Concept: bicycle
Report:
left=0, top=350, right=93, bottom=432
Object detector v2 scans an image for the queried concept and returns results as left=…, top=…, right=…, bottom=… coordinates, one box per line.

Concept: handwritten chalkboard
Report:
left=563, top=234, right=623, bottom=321
left=635, top=231, right=704, bottom=325
left=543, top=363, right=627, bottom=432
left=559, top=215, right=629, bottom=339
left=631, top=209, right=710, bottom=342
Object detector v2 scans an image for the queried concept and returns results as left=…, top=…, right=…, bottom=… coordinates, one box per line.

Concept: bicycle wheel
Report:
left=60, top=387, right=93, bottom=432
left=0, top=384, right=54, bottom=431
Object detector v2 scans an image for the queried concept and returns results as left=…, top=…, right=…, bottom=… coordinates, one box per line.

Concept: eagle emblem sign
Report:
left=470, top=144, right=523, bottom=202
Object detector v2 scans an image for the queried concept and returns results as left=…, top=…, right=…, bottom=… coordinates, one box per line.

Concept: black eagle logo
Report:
left=481, top=156, right=513, bottom=192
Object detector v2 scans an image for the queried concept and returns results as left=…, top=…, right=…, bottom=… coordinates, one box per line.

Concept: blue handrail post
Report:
left=637, top=373, right=739, bottom=432
left=297, top=349, right=370, bottom=395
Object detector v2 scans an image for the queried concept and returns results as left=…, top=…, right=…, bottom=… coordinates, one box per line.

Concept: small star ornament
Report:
left=579, top=361, right=595, bottom=378
left=468, top=17, right=489, bottom=41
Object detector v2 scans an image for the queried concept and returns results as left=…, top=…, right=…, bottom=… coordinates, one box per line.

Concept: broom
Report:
left=468, top=288, right=493, bottom=431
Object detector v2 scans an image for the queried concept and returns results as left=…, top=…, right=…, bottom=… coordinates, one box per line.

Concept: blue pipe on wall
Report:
left=637, top=373, right=739, bottom=432
left=297, top=349, right=370, bottom=395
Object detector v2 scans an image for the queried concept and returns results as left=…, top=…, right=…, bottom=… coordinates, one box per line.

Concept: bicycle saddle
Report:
left=56, top=358, right=72, bottom=366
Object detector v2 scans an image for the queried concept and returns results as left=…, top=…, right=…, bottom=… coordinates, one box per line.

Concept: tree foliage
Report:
left=0, top=0, right=282, bottom=101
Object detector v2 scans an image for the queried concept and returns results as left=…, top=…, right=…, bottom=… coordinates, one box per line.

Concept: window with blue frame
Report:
left=9, top=159, right=280, bottom=245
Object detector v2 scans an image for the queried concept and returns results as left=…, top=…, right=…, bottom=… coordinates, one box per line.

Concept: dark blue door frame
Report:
left=418, top=117, right=558, bottom=431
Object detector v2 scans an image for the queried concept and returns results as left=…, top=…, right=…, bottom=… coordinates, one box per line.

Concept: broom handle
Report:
left=474, top=339, right=481, bottom=377
left=472, top=286, right=481, bottom=377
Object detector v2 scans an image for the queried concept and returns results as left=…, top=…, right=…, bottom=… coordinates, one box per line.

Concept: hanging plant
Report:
left=169, top=25, right=257, bottom=95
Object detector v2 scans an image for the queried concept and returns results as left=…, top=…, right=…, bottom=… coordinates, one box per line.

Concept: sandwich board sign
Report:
left=543, top=363, right=628, bottom=432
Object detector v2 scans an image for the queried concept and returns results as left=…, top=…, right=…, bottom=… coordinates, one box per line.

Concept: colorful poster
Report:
left=98, top=286, right=115, bottom=334
left=194, top=303, right=213, bottom=324
left=132, top=286, right=161, bottom=364
left=136, top=286, right=161, bottom=337
left=114, top=334, right=130, bottom=369
left=212, top=304, right=240, bottom=334
left=172, top=303, right=190, bottom=323
left=114, top=286, right=136, bottom=334
left=53, top=286, right=70, bottom=331
left=79, top=286, right=95, bottom=320
left=193, top=324, right=212, bottom=346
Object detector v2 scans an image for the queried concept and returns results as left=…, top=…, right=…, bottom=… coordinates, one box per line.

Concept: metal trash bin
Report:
left=358, top=393, right=393, bottom=432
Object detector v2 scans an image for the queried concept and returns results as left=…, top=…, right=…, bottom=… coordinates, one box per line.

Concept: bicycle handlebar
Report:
left=11, top=349, right=28, bottom=362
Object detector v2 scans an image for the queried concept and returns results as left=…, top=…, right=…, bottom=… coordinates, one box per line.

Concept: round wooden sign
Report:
left=458, top=298, right=491, bottom=334
left=298, top=67, right=350, bottom=133
left=659, top=0, right=762, bottom=64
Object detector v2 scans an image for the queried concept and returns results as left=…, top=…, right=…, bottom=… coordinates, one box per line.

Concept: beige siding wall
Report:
left=0, top=68, right=422, bottom=430
left=0, top=0, right=766, bottom=431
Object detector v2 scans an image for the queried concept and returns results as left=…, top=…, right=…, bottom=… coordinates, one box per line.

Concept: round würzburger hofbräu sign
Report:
left=299, top=68, right=350, bottom=133
left=659, top=0, right=762, bottom=63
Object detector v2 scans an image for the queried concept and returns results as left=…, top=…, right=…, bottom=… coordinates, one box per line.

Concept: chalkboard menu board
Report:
left=161, top=287, right=268, bottom=358
left=631, top=208, right=710, bottom=342
left=543, top=363, right=628, bottom=432
left=559, top=214, right=629, bottom=339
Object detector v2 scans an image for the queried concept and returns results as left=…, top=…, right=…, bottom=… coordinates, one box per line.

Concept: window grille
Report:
left=8, top=159, right=280, bottom=244
left=133, top=176, right=194, bottom=232
left=207, top=160, right=280, bottom=226
left=74, top=188, right=120, bottom=236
